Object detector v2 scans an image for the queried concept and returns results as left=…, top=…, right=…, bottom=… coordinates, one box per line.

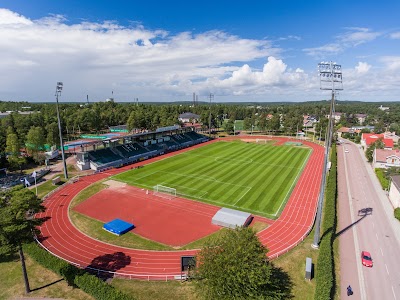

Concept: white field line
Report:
left=271, top=149, right=312, bottom=217
left=233, top=187, right=252, bottom=206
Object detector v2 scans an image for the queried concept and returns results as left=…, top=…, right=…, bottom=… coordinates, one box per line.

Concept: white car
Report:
left=345, top=149, right=349, bottom=153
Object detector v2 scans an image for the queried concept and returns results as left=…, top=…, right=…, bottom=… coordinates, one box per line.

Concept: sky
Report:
left=1, top=0, right=400, bottom=103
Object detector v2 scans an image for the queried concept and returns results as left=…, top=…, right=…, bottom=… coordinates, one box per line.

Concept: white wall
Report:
left=389, top=181, right=400, bottom=208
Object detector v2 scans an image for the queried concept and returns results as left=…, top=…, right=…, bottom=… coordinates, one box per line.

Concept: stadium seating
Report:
left=85, top=132, right=208, bottom=171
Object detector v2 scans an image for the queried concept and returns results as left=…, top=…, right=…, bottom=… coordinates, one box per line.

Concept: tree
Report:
left=243, top=117, right=252, bottom=131
left=6, top=132, right=26, bottom=170
left=366, top=138, right=385, bottom=162
left=223, top=119, right=234, bottom=135
left=0, top=186, right=46, bottom=293
left=26, top=126, right=45, bottom=164
left=192, top=227, right=284, bottom=300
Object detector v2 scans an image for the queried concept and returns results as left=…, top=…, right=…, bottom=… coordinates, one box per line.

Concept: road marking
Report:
left=392, top=285, right=397, bottom=300
left=376, top=233, right=379, bottom=240
left=380, top=247, right=384, bottom=256
left=385, top=264, right=389, bottom=275
left=343, top=146, right=367, bottom=300
left=372, top=221, right=375, bottom=228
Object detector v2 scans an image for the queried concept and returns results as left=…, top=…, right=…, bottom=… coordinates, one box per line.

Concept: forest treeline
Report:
left=1, top=100, right=400, bottom=169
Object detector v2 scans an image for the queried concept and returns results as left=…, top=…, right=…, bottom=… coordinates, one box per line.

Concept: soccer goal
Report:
left=256, top=139, right=267, bottom=144
left=153, top=184, right=177, bottom=200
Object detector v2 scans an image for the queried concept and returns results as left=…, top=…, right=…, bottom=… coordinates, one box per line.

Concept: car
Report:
left=345, top=149, right=349, bottom=153
left=361, top=251, right=373, bottom=267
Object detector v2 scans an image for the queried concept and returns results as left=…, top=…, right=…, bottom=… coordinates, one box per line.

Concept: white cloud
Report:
left=303, top=43, right=343, bottom=57
left=390, top=32, right=400, bottom=39
left=0, top=9, right=32, bottom=25
left=380, top=56, right=400, bottom=71
left=304, top=27, right=381, bottom=58
left=0, top=8, right=399, bottom=102
left=0, top=8, right=285, bottom=101
left=338, top=27, right=381, bottom=46
left=355, top=62, right=371, bottom=74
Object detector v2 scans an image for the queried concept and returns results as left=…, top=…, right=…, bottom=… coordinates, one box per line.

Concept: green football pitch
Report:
left=111, top=140, right=311, bottom=218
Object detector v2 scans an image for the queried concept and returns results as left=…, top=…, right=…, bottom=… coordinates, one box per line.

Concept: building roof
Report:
left=178, top=112, right=200, bottom=119
left=362, top=133, right=394, bottom=147
left=355, top=113, right=367, bottom=118
left=375, top=149, right=400, bottom=162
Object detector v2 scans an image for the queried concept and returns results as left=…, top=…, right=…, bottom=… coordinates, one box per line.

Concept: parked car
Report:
left=345, top=149, right=349, bottom=153
left=361, top=251, right=373, bottom=267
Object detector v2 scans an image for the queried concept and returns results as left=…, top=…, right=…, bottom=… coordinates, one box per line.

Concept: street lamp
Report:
left=55, top=82, right=68, bottom=179
left=312, top=62, right=343, bottom=248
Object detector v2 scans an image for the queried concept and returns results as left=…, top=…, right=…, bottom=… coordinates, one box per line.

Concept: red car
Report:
left=361, top=251, right=373, bottom=267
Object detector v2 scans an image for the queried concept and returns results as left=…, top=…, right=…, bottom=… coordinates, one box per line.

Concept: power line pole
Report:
left=312, top=61, right=343, bottom=248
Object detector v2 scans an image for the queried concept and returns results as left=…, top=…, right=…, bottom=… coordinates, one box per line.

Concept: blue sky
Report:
left=1, top=0, right=399, bottom=102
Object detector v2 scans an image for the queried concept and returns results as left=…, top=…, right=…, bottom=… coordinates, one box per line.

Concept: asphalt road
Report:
left=338, top=140, right=400, bottom=299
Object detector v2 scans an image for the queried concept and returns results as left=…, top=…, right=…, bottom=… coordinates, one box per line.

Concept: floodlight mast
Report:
left=312, top=62, right=343, bottom=249
left=55, top=82, right=68, bottom=180
left=209, top=93, right=214, bottom=137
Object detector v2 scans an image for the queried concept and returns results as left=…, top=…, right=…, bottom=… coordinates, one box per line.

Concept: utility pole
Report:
left=312, top=62, right=343, bottom=248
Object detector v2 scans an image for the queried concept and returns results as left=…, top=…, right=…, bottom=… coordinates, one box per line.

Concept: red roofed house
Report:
left=361, top=133, right=394, bottom=150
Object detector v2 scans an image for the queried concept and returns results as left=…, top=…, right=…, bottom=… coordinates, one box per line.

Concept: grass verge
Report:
left=0, top=254, right=91, bottom=300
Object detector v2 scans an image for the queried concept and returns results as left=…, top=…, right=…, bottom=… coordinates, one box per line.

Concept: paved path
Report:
left=338, top=140, right=400, bottom=299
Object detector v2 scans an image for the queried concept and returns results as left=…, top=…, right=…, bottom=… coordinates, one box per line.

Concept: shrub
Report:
left=74, top=273, right=134, bottom=300
left=314, top=145, right=337, bottom=300
left=395, top=208, right=400, bottom=221
left=375, top=168, right=389, bottom=190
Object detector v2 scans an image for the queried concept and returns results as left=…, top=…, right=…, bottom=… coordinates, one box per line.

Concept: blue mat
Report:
left=103, top=218, right=135, bottom=236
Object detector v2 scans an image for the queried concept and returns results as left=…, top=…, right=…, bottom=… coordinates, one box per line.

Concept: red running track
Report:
left=36, top=136, right=324, bottom=280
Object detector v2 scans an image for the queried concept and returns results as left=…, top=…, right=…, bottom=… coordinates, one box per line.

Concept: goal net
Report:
left=153, top=185, right=177, bottom=200
left=256, top=139, right=267, bottom=144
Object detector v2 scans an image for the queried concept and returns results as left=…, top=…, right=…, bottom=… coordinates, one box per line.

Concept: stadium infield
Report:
left=111, top=140, right=311, bottom=218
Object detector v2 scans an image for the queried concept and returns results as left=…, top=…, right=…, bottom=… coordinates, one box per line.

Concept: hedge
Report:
left=74, top=273, right=133, bottom=300
left=375, top=168, right=389, bottom=190
left=24, top=242, right=134, bottom=300
left=314, top=145, right=337, bottom=300
left=395, top=208, right=400, bottom=221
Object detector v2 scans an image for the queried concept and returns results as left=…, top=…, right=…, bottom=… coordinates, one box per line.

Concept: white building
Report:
left=389, top=175, right=400, bottom=208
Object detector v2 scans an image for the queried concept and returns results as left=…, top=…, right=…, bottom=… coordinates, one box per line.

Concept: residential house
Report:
left=354, top=113, right=367, bottom=125
left=373, top=149, right=400, bottom=168
left=361, top=133, right=394, bottom=150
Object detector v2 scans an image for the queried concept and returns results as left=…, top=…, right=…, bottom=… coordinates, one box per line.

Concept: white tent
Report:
left=212, top=208, right=252, bottom=229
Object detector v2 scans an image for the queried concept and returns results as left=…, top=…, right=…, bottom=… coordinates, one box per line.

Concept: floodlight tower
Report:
left=209, top=93, right=214, bottom=136
left=312, top=62, right=343, bottom=248
left=55, top=82, right=68, bottom=179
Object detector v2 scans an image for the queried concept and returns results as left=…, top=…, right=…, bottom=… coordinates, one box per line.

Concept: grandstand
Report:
left=76, top=127, right=209, bottom=171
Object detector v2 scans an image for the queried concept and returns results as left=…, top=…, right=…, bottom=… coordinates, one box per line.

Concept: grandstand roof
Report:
left=179, top=112, right=200, bottom=120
